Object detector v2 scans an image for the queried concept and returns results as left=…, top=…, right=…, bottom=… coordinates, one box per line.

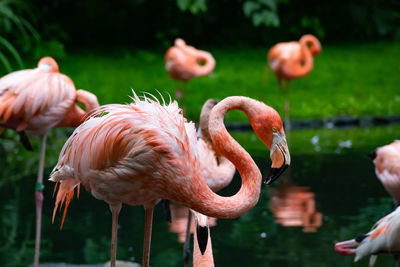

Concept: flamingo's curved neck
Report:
left=282, top=41, right=313, bottom=79
left=56, top=90, right=99, bottom=128
left=56, top=105, right=86, bottom=128
left=180, top=97, right=262, bottom=219
left=179, top=46, right=216, bottom=77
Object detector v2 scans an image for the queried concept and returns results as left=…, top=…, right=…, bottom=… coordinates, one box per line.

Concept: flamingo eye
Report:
left=272, top=127, right=278, bottom=133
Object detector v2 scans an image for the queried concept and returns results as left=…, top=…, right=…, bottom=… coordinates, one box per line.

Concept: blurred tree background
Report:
left=5, top=0, right=400, bottom=58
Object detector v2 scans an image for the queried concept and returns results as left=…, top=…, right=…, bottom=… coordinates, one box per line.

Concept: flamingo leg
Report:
left=183, top=210, right=192, bottom=267
left=33, top=134, right=47, bottom=267
left=175, top=82, right=183, bottom=100
left=175, top=81, right=188, bottom=116
left=109, top=203, right=122, bottom=267
left=142, top=207, right=154, bottom=267
left=278, top=80, right=291, bottom=142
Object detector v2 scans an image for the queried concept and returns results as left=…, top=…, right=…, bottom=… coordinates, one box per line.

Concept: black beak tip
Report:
left=368, top=150, right=377, bottom=160
left=196, top=225, right=209, bottom=255
left=264, top=164, right=289, bottom=186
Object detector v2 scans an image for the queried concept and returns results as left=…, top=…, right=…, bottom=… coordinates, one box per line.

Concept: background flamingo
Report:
left=50, top=93, right=290, bottom=267
left=267, top=34, right=321, bottom=131
left=370, top=140, right=400, bottom=207
left=165, top=38, right=216, bottom=112
left=168, top=99, right=235, bottom=266
left=335, top=206, right=400, bottom=266
left=0, top=56, right=99, bottom=267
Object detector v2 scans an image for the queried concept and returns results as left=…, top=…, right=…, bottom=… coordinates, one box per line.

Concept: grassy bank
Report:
left=37, top=41, right=400, bottom=122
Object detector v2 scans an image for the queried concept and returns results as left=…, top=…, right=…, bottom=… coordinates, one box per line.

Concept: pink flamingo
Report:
left=0, top=56, right=99, bottom=267
left=165, top=38, right=216, bottom=111
left=335, top=206, right=400, bottom=266
left=50, top=93, right=290, bottom=267
left=168, top=99, right=235, bottom=266
left=370, top=141, right=400, bottom=206
left=267, top=34, right=321, bottom=131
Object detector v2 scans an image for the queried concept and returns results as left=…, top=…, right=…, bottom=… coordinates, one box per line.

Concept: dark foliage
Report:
left=30, top=0, right=400, bottom=48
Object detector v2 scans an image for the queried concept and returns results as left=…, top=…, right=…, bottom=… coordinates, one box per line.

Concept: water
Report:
left=0, top=125, right=399, bottom=266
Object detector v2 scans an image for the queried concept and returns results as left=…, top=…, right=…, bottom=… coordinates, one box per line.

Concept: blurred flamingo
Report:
left=50, top=93, right=290, bottom=267
left=168, top=99, right=235, bottom=266
left=165, top=38, right=216, bottom=112
left=370, top=141, right=400, bottom=206
left=0, top=56, right=99, bottom=267
left=267, top=34, right=321, bottom=131
left=269, top=186, right=322, bottom=233
left=335, top=206, right=400, bottom=266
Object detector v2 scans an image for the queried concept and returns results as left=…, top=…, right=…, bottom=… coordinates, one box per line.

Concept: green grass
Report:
left=24, top=41, right=400, bottom=122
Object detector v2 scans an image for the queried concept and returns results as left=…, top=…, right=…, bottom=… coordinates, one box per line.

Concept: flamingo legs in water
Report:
left=109, top=203, right=122, bottom=267
left=278, top=80, right=291, bottom=141
left=183, top=211, right=192, bottom=267
left=34, top=134, right=47, bottom=267
left=142, top=207, right=154, bottom=267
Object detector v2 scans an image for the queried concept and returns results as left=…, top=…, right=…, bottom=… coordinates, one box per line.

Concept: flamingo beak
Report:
left=334, top=240, right=359, bottom=256
left=264, top=132, right=290, bottom=186
left=192, top=210, right=209, bottom=255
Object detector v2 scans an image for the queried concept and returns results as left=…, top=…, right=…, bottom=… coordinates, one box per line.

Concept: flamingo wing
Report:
left=355, top=207, right=400, bottom=262
left=0, top=68, right=76, bottom=134
left=51, top=94, right=200, bottom=209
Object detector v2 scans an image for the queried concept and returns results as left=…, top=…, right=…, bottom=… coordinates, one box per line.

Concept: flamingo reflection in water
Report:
left=269, top=186, right=322, bottom=233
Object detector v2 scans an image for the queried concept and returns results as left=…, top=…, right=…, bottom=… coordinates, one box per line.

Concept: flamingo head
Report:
left=37, top=57, right=59, bottom=72
left=300, top=34, right=322, bottom=56
left=174, top=38, right=187, bottom=48
left=249, top=102, right=290, bottom=185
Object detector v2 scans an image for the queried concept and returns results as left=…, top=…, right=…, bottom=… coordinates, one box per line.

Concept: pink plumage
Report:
left=335, top=207, right=400, bottom=266
left=373, top=141, right=400, bottom=206
left=165, top=38, right=216, bottom=82
left=268, top=34, right=321, bottom=82
left=51, top=93, right=290, bottom=267
left=0, top=56, right=99, bottom=267
left=0, top=57, right=98, bottom=135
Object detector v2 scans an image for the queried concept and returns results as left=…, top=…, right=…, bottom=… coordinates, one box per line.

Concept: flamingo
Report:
left=165, top=38, right=216, bottom=111
left=267, top=34, right=321, bottom=131
left=50, top=93, right=290, bottom=267
left=0, top=56, right=99, bottom=267
left=168, top=99, right=236, bottom=266
left=370, top=141, right=400, bottom=206
left=335, top=206, right=400, bottom=266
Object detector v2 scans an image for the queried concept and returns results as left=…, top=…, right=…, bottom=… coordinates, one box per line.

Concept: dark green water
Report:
left=0, top=125, right=399, bottom=266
